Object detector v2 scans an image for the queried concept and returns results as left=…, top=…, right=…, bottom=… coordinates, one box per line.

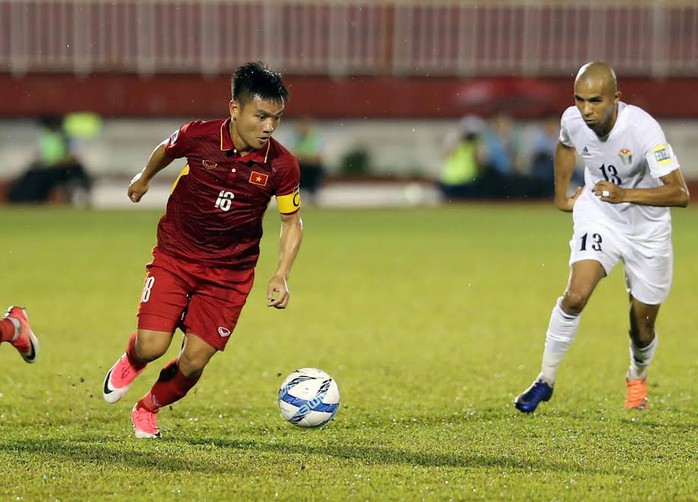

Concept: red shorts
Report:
left=137, top=248, right=255, bottom=351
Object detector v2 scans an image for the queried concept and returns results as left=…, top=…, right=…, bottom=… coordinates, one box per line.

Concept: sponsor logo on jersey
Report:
left=202, top=159, right=218, bottom=170
left=653, top=145, right=672, bottom=164
left=581, top=146, right=591, bottom=157
left=249, top=171, right=269, bottom=186
left=618, top=148, right=632, bottom=165
left=218, top=327, right=231, bottom=337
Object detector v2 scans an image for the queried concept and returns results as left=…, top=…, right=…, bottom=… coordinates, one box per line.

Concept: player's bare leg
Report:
left=103, top=329, right=172, bottom=404
left=132, top=333, right=217, bottom=439
left=624, top=297, right=660, bottom=410
left=515, top=260, right=604, bottom=413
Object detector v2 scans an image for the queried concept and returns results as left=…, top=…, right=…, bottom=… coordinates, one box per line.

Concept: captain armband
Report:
left=277, top=185, right=301, bottom=214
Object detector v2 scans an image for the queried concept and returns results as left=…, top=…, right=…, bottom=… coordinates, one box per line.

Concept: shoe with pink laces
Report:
left=103, top=353, right=145, bottom=404
left=4, top=306, right=39, bottom=364
left=131, top=403, right=161, bottom=439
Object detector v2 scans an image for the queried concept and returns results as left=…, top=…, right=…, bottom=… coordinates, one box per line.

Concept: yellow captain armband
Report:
left=171, top=164, right=190, bottom=192
left=277, top=185, right=301, bottom=214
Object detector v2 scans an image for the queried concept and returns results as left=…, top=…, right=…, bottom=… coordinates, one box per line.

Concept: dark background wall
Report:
left=2, top=74, right=697, bottom=119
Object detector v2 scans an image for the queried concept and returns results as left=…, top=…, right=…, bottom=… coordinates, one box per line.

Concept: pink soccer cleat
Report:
left=103, top=353, right=145, bottom=404
left=131, top=403, right=161, bottom=439
left=4, top=306, right=39, bottom=364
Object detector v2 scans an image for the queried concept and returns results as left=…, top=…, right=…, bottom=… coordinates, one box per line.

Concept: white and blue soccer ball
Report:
left=278, top=367, right=340, bottom=428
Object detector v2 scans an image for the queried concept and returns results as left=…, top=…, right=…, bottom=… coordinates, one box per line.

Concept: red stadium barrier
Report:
left=1, top=74, right=697, bottom=119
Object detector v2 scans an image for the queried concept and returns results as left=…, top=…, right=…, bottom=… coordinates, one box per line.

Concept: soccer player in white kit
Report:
left=514, top=62, right=689, bottom=413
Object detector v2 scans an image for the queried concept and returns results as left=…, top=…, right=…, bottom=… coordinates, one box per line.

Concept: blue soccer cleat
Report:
left=514, top=378, right=554, bottom=413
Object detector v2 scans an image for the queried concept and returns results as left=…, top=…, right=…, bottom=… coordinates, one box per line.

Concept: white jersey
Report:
left=560, top=102, right=680, bottom=241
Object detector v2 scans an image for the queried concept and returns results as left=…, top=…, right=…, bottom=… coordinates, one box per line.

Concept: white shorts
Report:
left=568, top=224, right=673, bottom=305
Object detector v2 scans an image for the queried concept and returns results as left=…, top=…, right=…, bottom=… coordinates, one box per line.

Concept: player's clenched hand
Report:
left=592, top=180, right=625, bottom=204
left=128, top=172, right=150, bottom=203
left=556, top=185, right=583, bottom=212
left=267, top=274, right=290, bottom=309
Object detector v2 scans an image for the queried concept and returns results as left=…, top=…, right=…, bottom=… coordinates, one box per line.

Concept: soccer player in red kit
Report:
left=102, top=62, right=303, bottom=439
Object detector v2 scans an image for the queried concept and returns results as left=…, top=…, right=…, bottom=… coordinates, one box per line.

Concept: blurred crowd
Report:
left=1, top=112, right=587, bottom=207
left=438, top=112, right=583, bottom=201
left=6, top=114, right=100, bottom=207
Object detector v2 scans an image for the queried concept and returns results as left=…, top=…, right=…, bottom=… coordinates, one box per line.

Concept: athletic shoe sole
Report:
left=20, top=330, right=40, bottom=364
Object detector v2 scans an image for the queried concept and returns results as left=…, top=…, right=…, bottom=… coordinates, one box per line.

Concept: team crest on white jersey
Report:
left=618, top=148, right=632, bottom=165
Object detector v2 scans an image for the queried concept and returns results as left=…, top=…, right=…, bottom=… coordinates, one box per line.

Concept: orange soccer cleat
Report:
left=624, top=377, right=649, bottom=410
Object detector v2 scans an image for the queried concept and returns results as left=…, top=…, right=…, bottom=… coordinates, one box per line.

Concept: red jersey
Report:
left=157, top=118, right=301, bottom=269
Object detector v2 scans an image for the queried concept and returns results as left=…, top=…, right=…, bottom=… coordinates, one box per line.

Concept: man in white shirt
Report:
left=514, top=62, right=689, bottom=413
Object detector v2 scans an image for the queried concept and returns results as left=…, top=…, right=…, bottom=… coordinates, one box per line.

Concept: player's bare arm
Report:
left=592, top=169, right=689, bottom=207
left=128, top=140, right=176, bottom=203
left=267, top=211, right=304, bottom=309
left=553, top=140, right=583, bottom=212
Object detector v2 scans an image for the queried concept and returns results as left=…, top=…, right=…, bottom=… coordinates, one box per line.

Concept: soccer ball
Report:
left=277, top=367, right=340, bottom=428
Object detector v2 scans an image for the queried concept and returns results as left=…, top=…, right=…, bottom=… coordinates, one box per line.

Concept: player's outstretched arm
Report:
left=592, top=169, right=689, bottom=207
left=554, top=141, right=582, bottom=212
left=128, top=140, right=176, bottom=203
left=267, top=211, right=303, bottom=309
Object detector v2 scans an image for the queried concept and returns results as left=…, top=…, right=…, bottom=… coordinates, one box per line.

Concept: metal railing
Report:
left=1, top=0, right=696, bottom=77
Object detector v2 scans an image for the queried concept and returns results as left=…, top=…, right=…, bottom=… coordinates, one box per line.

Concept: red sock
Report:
left=0, top=318, right=17, bottom=343
left=125, top=331, right=147, bottom=370
left=139, top=358, right=201, bottom=413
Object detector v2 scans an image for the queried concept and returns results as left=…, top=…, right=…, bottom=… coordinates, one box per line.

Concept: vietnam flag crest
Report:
left=249, top=171, right=269, bottom=187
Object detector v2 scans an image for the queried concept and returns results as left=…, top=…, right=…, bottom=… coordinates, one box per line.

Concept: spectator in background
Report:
left=7, top=115, right=93, bottom=206
left=286, top=116, right=326, bottom=204
left=481, top=111, right=522, bottom=178
left=529, top=115, right=583, bottom=198
left=438, top=115, right=486, bottom=200
left=477, top=111, right=552, bottom=199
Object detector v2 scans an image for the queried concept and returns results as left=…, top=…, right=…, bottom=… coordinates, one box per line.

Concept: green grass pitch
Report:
left=1, top=204, right=697, bottom=500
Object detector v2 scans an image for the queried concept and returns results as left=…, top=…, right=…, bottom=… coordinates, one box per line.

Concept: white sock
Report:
left=540, top=297, right=581, bottom=384
left=628, top=334, right=658, bottom=380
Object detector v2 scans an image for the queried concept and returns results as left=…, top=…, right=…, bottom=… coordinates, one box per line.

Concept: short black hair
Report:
left=231, top=61, right=289, bottom=105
